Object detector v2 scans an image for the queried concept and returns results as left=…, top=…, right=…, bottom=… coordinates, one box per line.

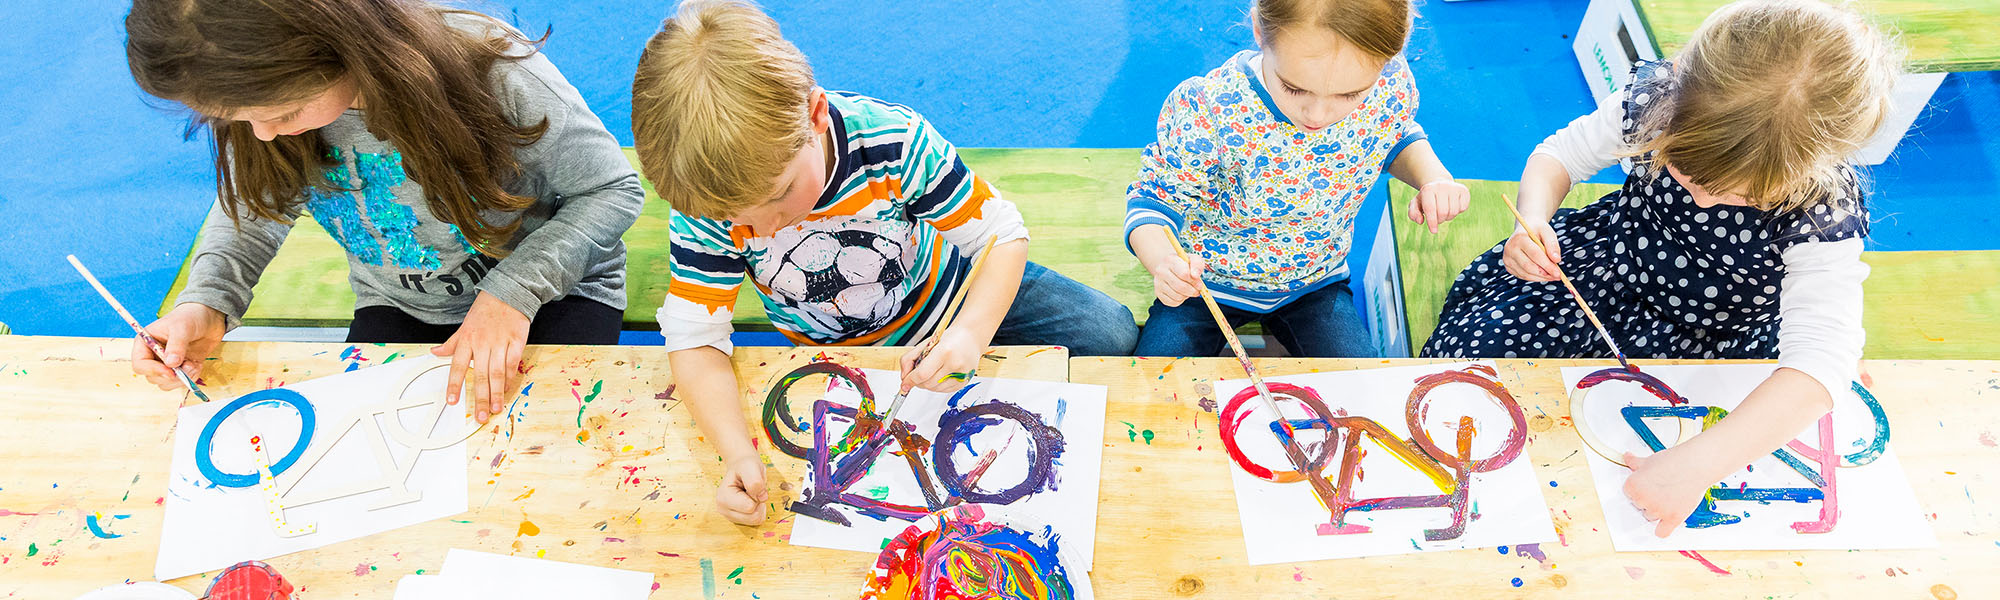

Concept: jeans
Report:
left=1134, top=279, right=1376, bottom=358
left=347, top=295, right=624, bottom=345
left=991, top=262, right=1139, bottom=356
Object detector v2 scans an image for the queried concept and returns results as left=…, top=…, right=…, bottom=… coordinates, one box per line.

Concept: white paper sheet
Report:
left=386, top=549, right=655, bottom=600
left=156, top=357, right=473, bottom=580
left=1560, top=364, right=1935, bottom=551
left=783, top=369, right=1108, bottom=568
left=1217, top=362, right=1557, bottom=564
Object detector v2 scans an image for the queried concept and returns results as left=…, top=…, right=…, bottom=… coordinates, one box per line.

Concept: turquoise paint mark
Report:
left=727, top=566, right=745, bottom=585
left=866, top=485, right=891, bottom=500
left=1141, top=429, right=1155, bottom=445
left=700, top=558, right=717, bottom=599
left=26, top=543, right=38, bottom=557
left=1120, top=421, right=1137, bottom=442
left=84, top=514, right=130, bottom=539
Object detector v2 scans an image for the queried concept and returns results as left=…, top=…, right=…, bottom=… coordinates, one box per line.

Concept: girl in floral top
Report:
left=1125, top=0, right=1468, bottom=357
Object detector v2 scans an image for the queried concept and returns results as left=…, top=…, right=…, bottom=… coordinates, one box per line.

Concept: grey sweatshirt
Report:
left=176, top=16, right=644, bottom=328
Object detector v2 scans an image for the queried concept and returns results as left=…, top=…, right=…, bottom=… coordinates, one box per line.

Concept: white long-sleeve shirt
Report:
left=1531, top=89, right=1868, bottom=398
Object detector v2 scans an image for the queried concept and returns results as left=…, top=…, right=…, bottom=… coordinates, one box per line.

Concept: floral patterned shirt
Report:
left=1125, top=50, right=1425, bottom=312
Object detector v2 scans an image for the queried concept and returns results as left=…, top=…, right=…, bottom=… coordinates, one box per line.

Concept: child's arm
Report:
left=444, top=58, right=648, bottom=418
left=136, top=199, right=300, bottom=388
left=1124, top=79, right=1222, bottom=308
left=1507, top=90, right=1629, bottom=281
left=899, top=239, right=1028, bottom=393
left=1625, top=237, right=1867, bottom=537
left=660, top=212, right=763, bottom=522
left=1623, top=368, right=1831, bottom=536
left=1385, top=140, right=1469, bottom=234
left=896, top=113, right=1032, bottom=393
left=668, top=346, right=767, bottom=525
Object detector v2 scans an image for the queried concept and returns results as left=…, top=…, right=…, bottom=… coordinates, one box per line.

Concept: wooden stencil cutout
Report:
left=272, top=360, right=480, bottom=511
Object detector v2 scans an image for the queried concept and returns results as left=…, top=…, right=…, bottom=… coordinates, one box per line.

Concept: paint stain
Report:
left=701, top=558, right=717, bottom=600
left=353, top=563, right=372, bottom=577
left=1678, top=550, right=1730, bottom=575
left=1121, top=421, right=1138, bottom=442
left=1141, top=429, right=1155, bottom=445
left=1198, top=397, right=1217, bottom=413
left=517, top=520, right=540, bottom=536
left=1624, top=566, right=1645, bottom=580
left=1932, top=584, right=1959, bottom=600
left=26, top=543, right=38, bottom=557
left=866, top=485, right=891, bottom=500
left=84, top=513, right=130, bottom=539
left=727, top=566, right=745, bottom=585
left=1510, top=577, right=1523, bottom=587
left=1980, top=432, right=1997, bottom=448
left=1514, top=543, right=1548, bottom=564
left=1549, top=574, right=1567, bottom=589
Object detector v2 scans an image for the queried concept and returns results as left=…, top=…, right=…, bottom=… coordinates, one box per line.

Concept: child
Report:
left=1126, top=0, right=1468, bottom=358
left=124, top=0, right=644, bottom=422
left=1422, top=0, right=1899, bottom=536
left=633, top=0, right=1138, bottom=525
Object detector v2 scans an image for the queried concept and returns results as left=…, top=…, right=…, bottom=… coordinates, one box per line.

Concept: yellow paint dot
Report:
left=535, top=549, right=546, bottom=558
left=621, top=445, right=634, bottom=452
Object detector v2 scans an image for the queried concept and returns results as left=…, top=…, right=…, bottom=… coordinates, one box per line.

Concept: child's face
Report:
left=225, top=77, right=359, bottom=142
left=732, top=92, right=835, bottom=236
left=1259, top=28, right=1386, bottom=131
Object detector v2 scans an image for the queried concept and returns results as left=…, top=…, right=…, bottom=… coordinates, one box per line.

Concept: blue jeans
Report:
left=992, top=262, right=1139, bottom=356
left=1134, top=280, right=1376, bottom=358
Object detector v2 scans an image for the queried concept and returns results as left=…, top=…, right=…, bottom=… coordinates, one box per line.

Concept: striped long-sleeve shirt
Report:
left=1125, top=50, right=1426, bottom=312
left=659, top=91, right=1029, bottom=353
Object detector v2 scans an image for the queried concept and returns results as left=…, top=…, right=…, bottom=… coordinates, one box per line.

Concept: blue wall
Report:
left=2, top=0, right=1993, bottom=338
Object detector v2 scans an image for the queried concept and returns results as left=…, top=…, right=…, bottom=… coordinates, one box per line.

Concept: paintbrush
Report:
left=879, top=235, right=1000, bottom=429
left=1497, top=194, right=1633, bottom=371
left=67, top=255, right=214, bottom=402
left=1167, top=236, right=1343, bottom=506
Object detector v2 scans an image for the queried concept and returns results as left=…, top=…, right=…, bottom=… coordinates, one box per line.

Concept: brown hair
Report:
left=1632, top=0, right=1903, bottom=213
left=125, top=0, right=550, bottom=254
left=1252, top=0, right=1413, bottom=61
left=630, top=0, right=816, bottom=220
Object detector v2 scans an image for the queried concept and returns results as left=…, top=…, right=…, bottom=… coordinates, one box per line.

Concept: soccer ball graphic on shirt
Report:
left=760, top=222, right=913, bottom=331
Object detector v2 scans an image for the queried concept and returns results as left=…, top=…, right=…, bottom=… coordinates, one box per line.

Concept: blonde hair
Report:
left=1252, top=0, right=1412, bottom=61
left=631, top=0, right=816, bottom=220
left=1634, top=0, right=1903, bottom=213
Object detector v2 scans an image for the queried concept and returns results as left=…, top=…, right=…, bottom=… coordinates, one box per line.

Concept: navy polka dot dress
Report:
left=1422, top=61, right=1869, bottom=360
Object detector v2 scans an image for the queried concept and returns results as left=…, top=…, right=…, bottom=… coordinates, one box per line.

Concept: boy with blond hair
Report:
left=632, top=0, right=1137, bottom=524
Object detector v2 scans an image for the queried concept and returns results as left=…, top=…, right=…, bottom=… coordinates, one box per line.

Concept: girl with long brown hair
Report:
left=124, top=0, right=645, bottom=423
left=1423, top=0, right=1901, bottom=536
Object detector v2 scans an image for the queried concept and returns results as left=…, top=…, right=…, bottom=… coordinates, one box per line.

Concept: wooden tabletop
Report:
left=1072, top=356, right=2000, bottom=598
left=0, top=336, right=1067, bottom=599
left=5, top=338, right=1997, bottom=598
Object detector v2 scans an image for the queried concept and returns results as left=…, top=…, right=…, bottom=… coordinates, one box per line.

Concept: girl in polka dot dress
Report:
left=1423, top=0, right=1902, bottom=536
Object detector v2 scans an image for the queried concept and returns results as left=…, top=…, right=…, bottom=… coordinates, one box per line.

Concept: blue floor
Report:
left=2, top=0, right=1995, bottom=339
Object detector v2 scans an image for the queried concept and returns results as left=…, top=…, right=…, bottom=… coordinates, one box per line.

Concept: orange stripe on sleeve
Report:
left=669, top=280, right=740, bottom=316
left=928, top=175, right=994, bottom=231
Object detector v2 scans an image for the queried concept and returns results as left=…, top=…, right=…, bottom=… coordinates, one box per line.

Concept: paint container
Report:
left=202, top=561, right=295, bottom=600
left=71, top=582, right=197, bottom=600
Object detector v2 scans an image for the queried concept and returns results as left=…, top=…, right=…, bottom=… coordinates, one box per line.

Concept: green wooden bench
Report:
left=1638, top=0, right=2000, bottom=73
left=1385, top=179, right=2000, bottom=360
left=161, top=148, right=1155, bottom=331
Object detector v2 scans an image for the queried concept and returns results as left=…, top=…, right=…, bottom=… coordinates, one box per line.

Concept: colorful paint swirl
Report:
left=863, top=504, right=1080, bottom=600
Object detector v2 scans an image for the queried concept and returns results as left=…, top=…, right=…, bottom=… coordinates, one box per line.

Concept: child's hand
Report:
left=1146, top=253, right=1207, bottom=308
left=900, top=329, right=984, bottom=395
left=715, top=453, right=769, bottom=525
left=433, top=293, right=531, bottom=424
left=1503, top=221, right=1565, bottom=282
left=1409, top=180, right=1472, bottom=234
left=133, top=303, right=226, bottom=389
left=1622, top=448, right=1714, bottom=538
